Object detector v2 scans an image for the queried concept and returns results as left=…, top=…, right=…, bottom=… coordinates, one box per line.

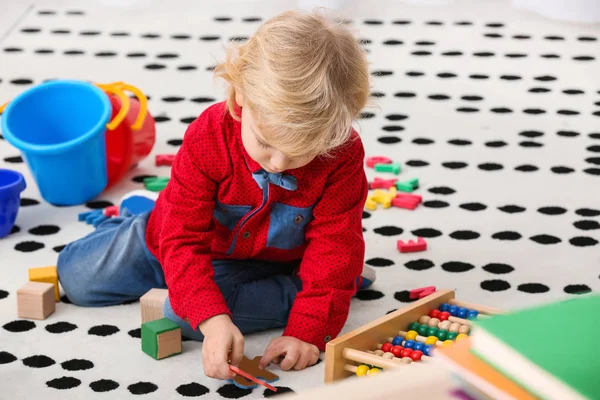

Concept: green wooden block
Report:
left=141, top=317, right=182, bottom=360
left=374, top=163, right=401, bottom=175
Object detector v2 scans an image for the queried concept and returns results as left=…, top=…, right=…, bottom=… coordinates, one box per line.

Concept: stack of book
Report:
left=435, top=294, right=600, bottom=400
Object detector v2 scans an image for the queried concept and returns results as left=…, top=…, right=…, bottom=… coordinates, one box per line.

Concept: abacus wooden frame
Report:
left=324, top=289, right=503, bottom=383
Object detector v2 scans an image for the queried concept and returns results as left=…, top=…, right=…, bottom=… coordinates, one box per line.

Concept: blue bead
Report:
left=439, top=303, right=450, bottom=312
left=414, top=342, right=424, bottom=351
left=392, top=336, right=404, bottom=346
left=449, top=305, right=459, bottom=316
left=467, top=310, right=479, bottom=319
left=424, top=344, right=434, bottom=356
left=404, top=340, right=416, bottom=349
left=457, top=307, right=468, bottom=318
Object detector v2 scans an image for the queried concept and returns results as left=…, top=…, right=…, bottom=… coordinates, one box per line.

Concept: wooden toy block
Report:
left=140, top=288, right=169, bottom=323
left=17, top=281, right=55, bottom=320
left=409, top=286, right=437, bottom=299
left=141, top=317, right=182, bottom=360
left=366, top=156, right=392, bottom=168
left=28, top=266, right=59, bottom=301
left=156, top=154, right=176, bottom=166
left=230, top=356, right=279, bottom=390
left=397, top=237, right=427, bottom=253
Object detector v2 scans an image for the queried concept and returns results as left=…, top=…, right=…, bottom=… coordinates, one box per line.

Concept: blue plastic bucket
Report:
left=0, top=169, right=26, bottom=238
left=1, top=80, right=111, bottom=205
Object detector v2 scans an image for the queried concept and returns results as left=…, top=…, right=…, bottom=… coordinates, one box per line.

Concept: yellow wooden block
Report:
left=29, top=266, right=59, bottom=302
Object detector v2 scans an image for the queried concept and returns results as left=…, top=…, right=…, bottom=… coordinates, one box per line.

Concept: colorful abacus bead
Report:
left=400, top=348, right=413, bottom=358
left=381, top=342, right=393, bottom=353
left=408, top=322, right=420, bottom=331
left=417, top=324, right=429, bottom=336
left=425, top=336, right=438, bottom=345
left=411, top=350, right=424, bottom=361
left=439, top=311, right=450, bottom=321
left=414, top=342, right=425, bottom=352
left=457, top=307, right=468, bottom=318
left=447, top=331, right=458, bottom=341
left=439, top=303, right=450, bottom=312
left=437, top=329, right=449, bottom=341
left=442, top=340, right=454, bottom=347
left=356, top=364, right=370, bottom=376
left=391, top=346, right=403, bottom=358
left=449, top=323, right=461, bottom=333
left=367, top=368, right=381, bottom=376
left=459, top=325, right=470, bottom=335
left=448, top=305, right=459, bottom=316
left=423, top=344, right=435, bottom=356
left=456, top=333, right=469, bottom=341
left=405, top=330, right=418, bottom=340
left=467, top=310, right=479, bottom=320
left=404, top=340, right=416, bottom=349
left=426, top=326, right=439, bottom=337
left=429, top=309, right=441, bottom=319
left=392, top=336, right=404, bottom=346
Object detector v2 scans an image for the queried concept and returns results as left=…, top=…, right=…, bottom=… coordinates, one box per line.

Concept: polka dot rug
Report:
left=0, top=0, right=599, bottom=398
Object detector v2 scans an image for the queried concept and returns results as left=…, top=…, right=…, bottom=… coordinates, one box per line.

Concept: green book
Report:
left=470, top=295, right=600, bottom=400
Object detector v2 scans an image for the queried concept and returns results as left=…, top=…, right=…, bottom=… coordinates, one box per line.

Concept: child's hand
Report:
left=259, top=336, right=320, bottom=371
left=199, top=314, right=245, bottom=380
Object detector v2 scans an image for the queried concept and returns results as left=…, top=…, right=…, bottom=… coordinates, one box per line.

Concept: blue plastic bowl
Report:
left=1, top=80, right=111, bottom=205
left=0, top=169, right=26, bottom=238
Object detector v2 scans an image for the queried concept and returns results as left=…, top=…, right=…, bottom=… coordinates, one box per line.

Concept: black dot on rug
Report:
left=370, top=91, right=385, bottom=98
left=11, top=225, right=21, bottom=235
left=460, top=203, right=487, bottom=211
left=576, top=208, right=600, bottom=217
left=479, top=163, right=504, bottom=171
left=406, top=71, right=424, bottom=76
left=86, top=200, right=113, bottom=209
left=53, top=245, right=66, bottom=253
left=0, top=290, right=8, bottom=300
left=372, top=70, right=393, bottom=77
left=88, top=325, right=120, bottom=336
left=564, top=284, right=592, bottom=294
left=520, top=130, right=544, bottom=138
left=498, top=205, right=525, bottom=213
left=181, top=117, right=196, bottom=124
left=413, top=138, right=434, bottom=145
left=3, top=155, right=23, bottom=163
left=167, top=139, right=183, bottom=146
left=470, top=74, right=489, bottom=80
left=373, top=226, right=403, bottom=236
left=217, top=383, right=252, bottom=398
left=191, top=97, right=216, bottom=103
left=15, top=241, right=45, bottom=252
left=441, top=262, right=475, bottom=273
left=482, top=263, right=514, bottom=274
left=90, top=379, right=120, bottom=392
left=3, top=320, right=36, bottom=332
left=406, top=160, right=429, bottom=167
left=132, top=174, right=156, bottom=183
left=584, top=168, right=600, bottom=175
left=145, top=63, right=166, bottom=70
left=46, top=376, right=81, bottom=390
left=530, top=234, right=561, bottom=245
left=557, top=130, right=579, bottom=137
left=128, top=328, right=141, bottom=338
left=176, top=382, right=210, bottom=397
left=490, top=107, right=512, bottom=113
left=423, top=200, right=449, bottom=208
left=437, top=72, right=457, bottom=78
left=0, top=351, right=17, bottom=364
left=365, top=257, right=394, bottom=267
left=28, top=225, right=60, bottom=235
left=394, top=91, right=416, bottom=98
left=492, top=231, right=522, bottom=241
left=449, top=230, right=480, bottom=240
left=10, top=78, right=34, bottom=85
left=20, top=198, right=40, bottom=206
left=200, top=35, right=221, bottom=41
left=481, top=280, right=511, bottom=292
left=264, top=386, right=295, bottom=397
left=569, top=237, right=598, bottom=247
left=405, top=259, right=434, bottom=271
left=359, top=112, right=375, bottom=119
left=538, top=206, right=566, bottom=215
left=394, top=290, right=418, bottom=303
left=61, top=359, right=94, bottom=371
left=382, top=125, right=404, bottom=132
left=385, top=114, right=408, bottom=121
left=519, top=141, right=543, bottom=148
left=23, top=355, right=56, bottom=368
left=573, top=220, right=600, bottom=230
left=46, top=321, right=78, bottom=333
left=586, top=157, right=600, bottom=165
left=378, top=136, right=402, bottom=144
left=60, top=295, right=72, bottom=304
left=551, top=166, right=575, bottom=174
left=128, top=382, right=158, bottom=395
left=517, top=283, right=549, bottom=293
left=355, top=290, right=385, bottom=300
left=442, top=162, right=468, bottom=169
left=412, top=228, right=442, bottom=238
left=448, top=139, right=472, bottom=146
left=428, top=186, right=455, bottom=195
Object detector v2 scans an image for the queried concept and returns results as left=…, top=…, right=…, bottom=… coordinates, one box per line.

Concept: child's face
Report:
left=238, top=94, right=315, bottom=173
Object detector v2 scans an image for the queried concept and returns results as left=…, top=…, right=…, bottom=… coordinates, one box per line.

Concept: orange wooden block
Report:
left=28, top=266, right=59, bottom=301
left=17, top=282, right=55, bottom=320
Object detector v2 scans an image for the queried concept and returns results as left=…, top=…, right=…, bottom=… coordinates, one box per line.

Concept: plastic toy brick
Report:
left=366, top=156, right=392, bottom=168
left=229, top=356, right=279, bottom=391
left=156, top=154, right=176, bottom=166
left=391, top=194, right=422, bottom=210
left=369, top=177, right=397, bottom=190
left=141, top=318, right=182, bottom=360
left=375, top=163, right=401, bottom=175
left=397, top=237, right=427, bottom=253
left=410, top=286, right=437, bottom=299
left=144, top=176, right=170, bottom=192
left=396, top=178, right=419, bottom=193
left=104, top=205, right=119, bottom=217
left=365, top=196, right=377, bottom=210
left=419, top=286, right=437, bottom=298
left=28, top=266, right=59, bottom=301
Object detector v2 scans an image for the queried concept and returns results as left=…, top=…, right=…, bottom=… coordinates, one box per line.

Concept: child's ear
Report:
left=235, top=89, right=244, bottom=108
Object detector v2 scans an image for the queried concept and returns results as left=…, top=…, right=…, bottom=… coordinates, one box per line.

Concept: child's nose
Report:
left=271, top=153, right=289, bottom=171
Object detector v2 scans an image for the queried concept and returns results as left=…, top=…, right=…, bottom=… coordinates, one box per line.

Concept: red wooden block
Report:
left=156, top=154, right=176, bottom=166
left=419, top=287, right=436, bottom=299
left=409, top=286, right=437, bottom=299
left=103, top=205, right=119, bottom=217
left=366, top=156, right=392, bottom=168
left=369, top=177, right=398, bottom=189
left=397, top=237, right=427, bottom=253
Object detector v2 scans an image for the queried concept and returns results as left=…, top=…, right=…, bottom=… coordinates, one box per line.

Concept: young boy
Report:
left=57, top=9, right=374, bottom=380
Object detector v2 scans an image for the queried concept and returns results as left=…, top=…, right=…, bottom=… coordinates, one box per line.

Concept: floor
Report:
left=0, top=0, right=599, bottom=398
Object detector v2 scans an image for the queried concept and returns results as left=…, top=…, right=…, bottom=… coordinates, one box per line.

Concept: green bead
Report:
left=408, top=322, right=420, bottom=331
left=437, top=329, right=448, bottom=341
left=447, top=331, right=458, bottom=341
left=417, top=324, right=430, bottom=336
left=427, top=327, right=439, bottom=337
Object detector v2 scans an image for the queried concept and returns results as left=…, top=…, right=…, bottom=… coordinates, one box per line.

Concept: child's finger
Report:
left=293, top=352, right=311, bottom=371
left=259, top=343, right=284, bottom=369
left=230, top=334, right=245, bottom=367
left=280, top=349, right=300, bottom=371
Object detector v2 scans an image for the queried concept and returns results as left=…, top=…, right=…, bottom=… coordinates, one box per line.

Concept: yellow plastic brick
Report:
left=29, top=266, right=59, bottom=301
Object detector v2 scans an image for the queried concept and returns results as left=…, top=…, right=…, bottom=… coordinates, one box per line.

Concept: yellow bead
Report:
left=367, top=368, right=381, bottom=376
left=456, top=333, right=468, bottom=341
left=356, top=364, right=369, bottom=377
left=405, top=330, right=418, bottom=340
left=442, top=340, right=454, bottom=347
left=425, top=336, right=438, bottom=345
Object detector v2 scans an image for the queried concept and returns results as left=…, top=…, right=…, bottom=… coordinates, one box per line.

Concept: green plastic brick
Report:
left=374, top=163, right=401, bottom=175
left=144, top=176, right=170, bottom=192
left=396, top=178, right=419, bottom=192
left=141, top=317, right=182, bottom=360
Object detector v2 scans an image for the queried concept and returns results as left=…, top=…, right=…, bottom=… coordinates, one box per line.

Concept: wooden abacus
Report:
left=324, top=289, right=503, bottom=383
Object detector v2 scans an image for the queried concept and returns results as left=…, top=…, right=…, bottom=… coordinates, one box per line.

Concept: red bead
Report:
left=411, top=350, right=423, bottom=361
left=391, top=345, right=403, bottom=357
left=429, top=309, right=441, bottom=319
left=400, top=348, right=413, bottom=358
left=439, top=311, right=450, bottom=321
left=381, top=343, right=393, bottom=353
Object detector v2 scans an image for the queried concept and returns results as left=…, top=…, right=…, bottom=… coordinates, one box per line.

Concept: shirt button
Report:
left=294, top=214, right=304, bottom=224
left=243, top=231, right=251, bottom=239
left=324, top=335, right=331, bottom=342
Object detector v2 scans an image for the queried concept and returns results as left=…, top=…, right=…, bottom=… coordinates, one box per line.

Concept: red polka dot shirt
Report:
left=146, top=102, right=368, bottom=350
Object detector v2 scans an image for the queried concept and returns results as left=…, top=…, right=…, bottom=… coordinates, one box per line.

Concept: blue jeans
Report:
left=57, top=212, right=302, bottom=340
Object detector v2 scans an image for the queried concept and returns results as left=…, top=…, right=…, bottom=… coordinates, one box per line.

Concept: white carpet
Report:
left=1, top=0, right=599, bottom=398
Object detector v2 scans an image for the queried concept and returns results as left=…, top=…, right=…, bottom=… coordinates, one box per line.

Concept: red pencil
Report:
left=229, top=365, right=277, bottom=392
